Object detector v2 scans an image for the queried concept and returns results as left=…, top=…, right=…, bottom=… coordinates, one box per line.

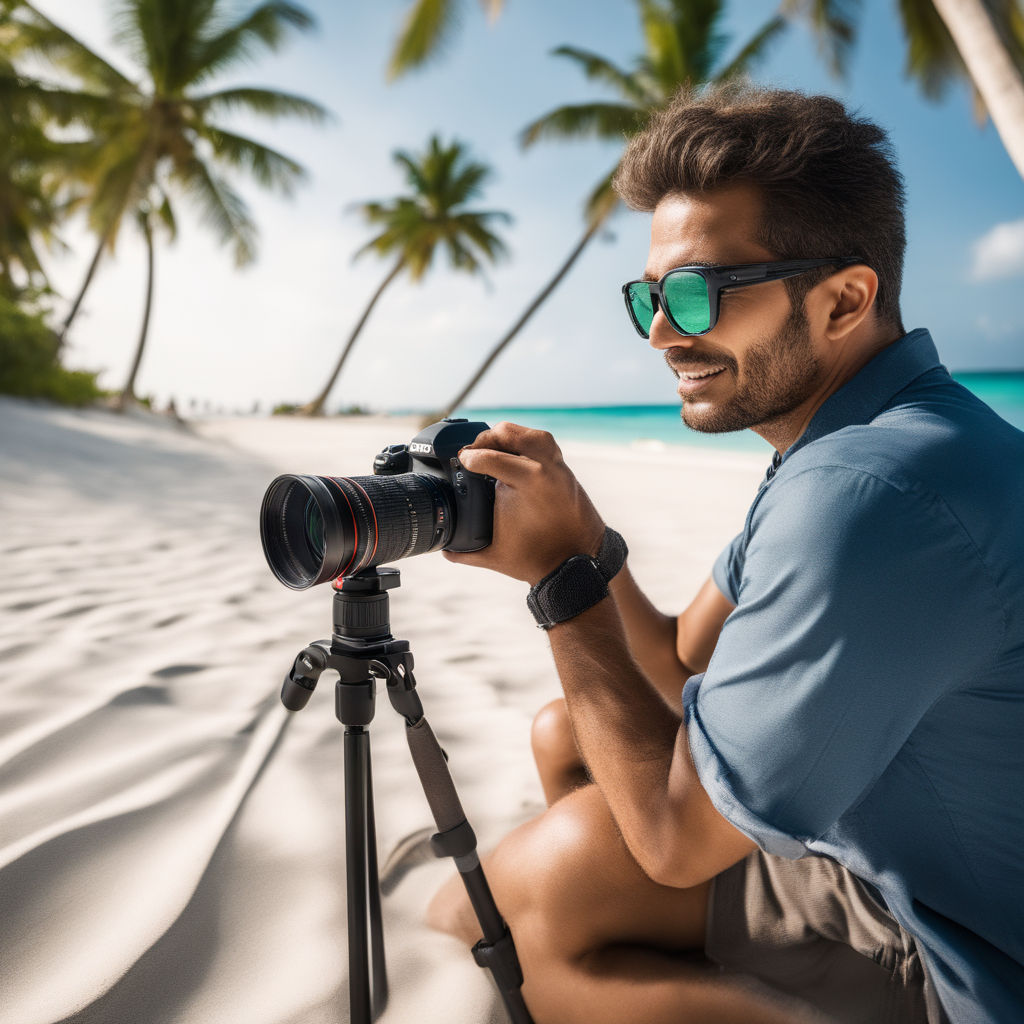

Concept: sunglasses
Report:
left=622, top=258, right=863, bottom=338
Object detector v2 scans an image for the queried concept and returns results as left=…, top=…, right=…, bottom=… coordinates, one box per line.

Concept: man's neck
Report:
left=754, top=328, right=902, bottom=455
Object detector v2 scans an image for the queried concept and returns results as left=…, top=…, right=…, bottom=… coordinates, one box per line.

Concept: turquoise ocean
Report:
left=457, top=372, right=1024, bottom=457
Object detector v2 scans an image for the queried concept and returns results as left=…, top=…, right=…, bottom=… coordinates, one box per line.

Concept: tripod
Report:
left=280, top=566, right=534, bottom=1024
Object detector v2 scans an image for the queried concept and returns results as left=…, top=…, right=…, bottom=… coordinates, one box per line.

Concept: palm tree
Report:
left=0, top=52, right=81, bottom=298
left=437, top=0, right=787, bottom=419
left=388, top=0, right=505, bottom=79
left=301, top=135, right=510, bottom=416
left=786, top=0, right=1024, bottom=177
left=2, top=0, right=329, bottom=406
left=119, top=196, right=176, bottom=409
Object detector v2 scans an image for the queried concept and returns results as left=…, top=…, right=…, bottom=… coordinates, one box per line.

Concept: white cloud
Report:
left=970, top=218, right=1024, bottom=280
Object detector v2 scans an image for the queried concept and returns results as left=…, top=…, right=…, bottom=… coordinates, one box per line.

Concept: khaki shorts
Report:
left=706, top=850, right=949, bottom=1024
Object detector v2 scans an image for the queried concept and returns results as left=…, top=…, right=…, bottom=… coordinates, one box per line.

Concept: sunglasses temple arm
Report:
left=760, top=259, right=863, bottom=283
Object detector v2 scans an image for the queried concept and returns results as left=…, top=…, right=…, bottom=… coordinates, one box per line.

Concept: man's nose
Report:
left=647, top=305, right=694, bottom=351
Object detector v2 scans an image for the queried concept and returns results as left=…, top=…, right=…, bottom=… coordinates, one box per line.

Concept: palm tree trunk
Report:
left=929, top=0, right=1024, bottom=179
left=302, top=257, right=406, bottom=416
left=59, top=230, right=109, bottom=347
left=438, top=218, right=603, bottom=420
left=118, top=216, right=155, bottom=410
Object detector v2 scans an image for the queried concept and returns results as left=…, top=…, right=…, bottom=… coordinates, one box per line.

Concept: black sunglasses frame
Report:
left=622, top=258, right=863, bottom=339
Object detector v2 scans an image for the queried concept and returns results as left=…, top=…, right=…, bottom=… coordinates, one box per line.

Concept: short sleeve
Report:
left=685, top=465, right=1004, bottom=858
left=711, top=531, right=744, bottom=605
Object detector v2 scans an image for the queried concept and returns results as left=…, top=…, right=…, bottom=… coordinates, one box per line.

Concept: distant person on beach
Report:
left=426, top=84, right=1024, bottom=1024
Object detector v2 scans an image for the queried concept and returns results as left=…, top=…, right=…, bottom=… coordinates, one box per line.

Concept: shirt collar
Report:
left=783, top=328, right=943, bottom=462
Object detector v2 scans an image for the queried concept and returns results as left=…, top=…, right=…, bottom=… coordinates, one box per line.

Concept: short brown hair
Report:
left=614, top=83, right=906, bottom=331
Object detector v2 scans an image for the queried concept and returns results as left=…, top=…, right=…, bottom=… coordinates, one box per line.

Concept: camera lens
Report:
left=260, top=472, right=453, bottom=589
left=303, top=497, right=326, bottom=561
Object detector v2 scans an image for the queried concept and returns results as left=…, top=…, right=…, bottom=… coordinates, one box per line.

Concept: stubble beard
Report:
left=676, top=305, right=823, bottom=435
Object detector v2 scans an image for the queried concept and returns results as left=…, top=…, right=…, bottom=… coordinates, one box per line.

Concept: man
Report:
left=428, top=84, right=1024, bottom=1024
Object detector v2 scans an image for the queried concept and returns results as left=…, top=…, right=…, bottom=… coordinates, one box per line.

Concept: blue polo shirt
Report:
left=683, top=329, right=1024, bottom=1022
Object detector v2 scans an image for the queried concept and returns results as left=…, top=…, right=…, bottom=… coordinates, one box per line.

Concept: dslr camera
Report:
left=260, top=418, right=495, bottom=589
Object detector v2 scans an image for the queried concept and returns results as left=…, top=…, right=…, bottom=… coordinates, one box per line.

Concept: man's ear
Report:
left=809, top=265, right=879, bottom=342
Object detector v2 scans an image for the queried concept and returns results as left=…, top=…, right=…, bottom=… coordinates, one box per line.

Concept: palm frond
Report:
left=583, top=166, right=623, bottom=226
left=444, top=234, right=484, bottom=275
left=449, top=211, right=511, bottom=261
left=185, top=1, right=317, bottom=89
left=1, top=0, right=136, bottom=92
left=156, top=188, right=177, bottom=241
left=190, top=85, right=330, bottom=123
left=175, top=156, right=258, bottom=266
left=663, top=0, right=729, bottom=84
left=780, top=0, right=862, bottom=79
left=193, top=124, right=307, bottom=195
left=551, top=46, right=653, bottom=104
left=714, top=15, right=789, bottom=83
left=520, top=102, right=644, bottom=148
left=447, top=160, right=491, bottom=204
left=897, top=0, right=966, bottom=99
left=393, top=150, right=431, bottom=197
left=388, top=0, right=461, bottom=79
left=0, top=72, right=129, bottom=128
left=638, top=0, right=687, bottom=86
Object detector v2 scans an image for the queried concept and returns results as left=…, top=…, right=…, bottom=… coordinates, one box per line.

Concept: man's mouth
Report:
left=677, top=366, right=727, bottom=381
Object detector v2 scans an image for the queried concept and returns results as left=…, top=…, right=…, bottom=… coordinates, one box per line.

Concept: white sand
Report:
left=0, top=398, right=766, bottom=1024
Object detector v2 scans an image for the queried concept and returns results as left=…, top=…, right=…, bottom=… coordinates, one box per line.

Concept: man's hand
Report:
left=444, top=422, right=606, bottom=585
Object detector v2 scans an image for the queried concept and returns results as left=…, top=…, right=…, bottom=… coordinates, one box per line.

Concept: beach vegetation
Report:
left=301, top=135, right=511, bottom=416
left=436, top=0, right=789, bottom=419
left=0, top=0, right=330, bottom=409
left=0, top=294, right=104, bottom=405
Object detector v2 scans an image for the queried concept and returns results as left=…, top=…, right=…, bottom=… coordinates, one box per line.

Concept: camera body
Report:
left=259, top=418, right=496, bottom=590
left=373, top=418, right=495, bottom=552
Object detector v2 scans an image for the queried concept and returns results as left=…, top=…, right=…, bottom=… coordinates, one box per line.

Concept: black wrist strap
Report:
left=526, top=527, right=628, bottom=630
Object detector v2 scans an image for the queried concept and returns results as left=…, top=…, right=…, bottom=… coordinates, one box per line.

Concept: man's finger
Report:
left=442, top=548, right=487, bottom=569
left=458, top=447, right=537, bottom=485
left=466, top=421, right=562, bottom=463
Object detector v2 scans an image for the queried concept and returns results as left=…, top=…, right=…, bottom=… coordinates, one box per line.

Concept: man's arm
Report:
left=447, top=423, right=754, bottom=889
left=610, top=568, right=734, bottom=710
left=544, top=593, right=754, bottom=889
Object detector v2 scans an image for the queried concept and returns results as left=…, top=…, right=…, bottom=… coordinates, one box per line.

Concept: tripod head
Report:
left=332, top=566, right=401, bottom=642
left=280, top=566, right=418, bottom=722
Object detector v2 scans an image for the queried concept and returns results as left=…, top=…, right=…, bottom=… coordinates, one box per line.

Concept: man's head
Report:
left=614, top=84, right=907, bottom=448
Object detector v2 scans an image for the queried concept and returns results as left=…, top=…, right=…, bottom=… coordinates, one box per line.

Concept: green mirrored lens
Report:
left=663, top=272, right=711, bottom=334
left=627, top=283, right=655, bottom=335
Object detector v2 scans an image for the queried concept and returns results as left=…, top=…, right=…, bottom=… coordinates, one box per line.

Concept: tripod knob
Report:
left=282, top=674, right=316, bottom=711
left=282, top=646, right=328, bottom=711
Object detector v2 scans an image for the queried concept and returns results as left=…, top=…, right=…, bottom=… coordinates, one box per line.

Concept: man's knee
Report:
left=491, top=787, right=627, bottom=934
left=531, top=697, right=579, bottom=766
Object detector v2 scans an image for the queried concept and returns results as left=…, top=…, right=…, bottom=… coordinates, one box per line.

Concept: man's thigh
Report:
left=429, top=782, right=710, bottom=957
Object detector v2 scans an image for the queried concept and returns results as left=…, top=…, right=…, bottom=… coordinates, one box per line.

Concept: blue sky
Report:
left=38, top=0, right=1024, bottom=412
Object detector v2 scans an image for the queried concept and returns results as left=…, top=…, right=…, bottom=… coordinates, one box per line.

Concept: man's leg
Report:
left=530, top=697, right=590, bottom=805
left=427, top=701, right=805, bottom=1024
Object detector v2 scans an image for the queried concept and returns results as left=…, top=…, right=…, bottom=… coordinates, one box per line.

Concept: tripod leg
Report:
left=345, top=727, right=371, bottom=1024
left=364, top=748, right=389, bottom=1016
left=404, top=716, right=534, bottom=1024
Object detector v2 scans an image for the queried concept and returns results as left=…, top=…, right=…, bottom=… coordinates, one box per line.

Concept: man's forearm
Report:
left=546, top=594, right=754, bottom=888
left=608, top=566, right=692, bottom=708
